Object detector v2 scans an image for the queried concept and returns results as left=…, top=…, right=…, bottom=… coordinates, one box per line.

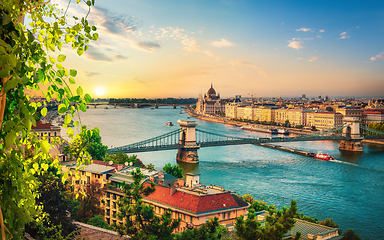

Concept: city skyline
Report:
left=50, top=0, right=384, bottom=99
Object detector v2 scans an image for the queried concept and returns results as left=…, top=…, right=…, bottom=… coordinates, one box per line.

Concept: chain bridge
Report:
left=107, top=117, right=384, bottom=163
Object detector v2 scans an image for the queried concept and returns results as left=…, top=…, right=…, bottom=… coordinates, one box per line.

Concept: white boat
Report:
left=165, top=121, right=174, bottom=126
left=277, top=128, right=289, bottom=135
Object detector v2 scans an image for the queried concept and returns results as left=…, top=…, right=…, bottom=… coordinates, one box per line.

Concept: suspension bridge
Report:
left=107, top=117, right=384, bottom=163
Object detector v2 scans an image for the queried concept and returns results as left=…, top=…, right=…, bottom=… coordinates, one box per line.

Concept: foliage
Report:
left=163, top=163, right=183, bottom=178
left=295, top=212, right=318, bottom=223
left=76, top=181, right=105, bottom=223
left=342, top=229, right=368, bottom=240
left=87, top=215, right=112, bottom=230
left=319, top=218, right=339, bottom=228
left=145, top=163, right=156, bottom=171
left=237, top=194, right=271, bottom=212
left=24, top=168, right=78, bottom=238
left=0, top=0, right=98, bottom=238
left=235, top=200, right=298, bottom=240
left=104, top=152, right=137, bottom=165
left=65, top=126, right=108, bottom=161
left=174, top=217, right=227, bottom=240
left=114, top=168, right=180, bottom=239
left=367, top=122, right=384, bottom=134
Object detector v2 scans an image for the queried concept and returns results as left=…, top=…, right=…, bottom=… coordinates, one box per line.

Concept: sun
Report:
left=95, top=87, right=105, bottom=96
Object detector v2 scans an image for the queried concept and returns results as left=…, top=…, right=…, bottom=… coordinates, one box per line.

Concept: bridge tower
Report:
left=176, top=120, right=200, bottom=163
left=339, top=117, right=363, bottom=152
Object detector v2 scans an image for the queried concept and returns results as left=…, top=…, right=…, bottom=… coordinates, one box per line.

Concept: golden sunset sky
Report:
left=49, top=0, right=384, bottom=99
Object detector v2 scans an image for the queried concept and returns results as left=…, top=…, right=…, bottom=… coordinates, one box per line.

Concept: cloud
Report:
left=114, top=54, right=128, bottom=60
left=296, top=28, right=311, bottom=32
left=287, top=38, right=304, bottom=49
left=181, top=38, right=201, bottom=52
left=84, top=46, right=113, bottom=62
left=136, top=41, right=161, bottom=52
left=229, top=61, right=270, bottom=78
left=211, top=39, right=234, bottom=48
left=155, top=26, right=202, bottom=52
left=297, top=58, right=303, bottom=60
left=319, top=29, right=325, bottom=33
left=85, top=71, right=101, bottom=77
left=340, top=32, right=350, bottom=39
left=309, top=56, right=319, bottom=62
left=370, top=52, right=384, bottom=61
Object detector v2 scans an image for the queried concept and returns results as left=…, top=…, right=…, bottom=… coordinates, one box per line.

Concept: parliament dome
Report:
left=207, top=84, right=216, bottom=95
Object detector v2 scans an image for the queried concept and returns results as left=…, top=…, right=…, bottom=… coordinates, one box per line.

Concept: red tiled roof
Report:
left=363, top=109, right=384, bottom=114
left=143, top=184, right=242, bottom=214
left=32, top=121, right=54, bottom=130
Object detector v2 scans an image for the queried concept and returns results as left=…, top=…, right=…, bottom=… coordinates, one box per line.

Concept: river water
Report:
left=68, top=106, right=384, bottom=239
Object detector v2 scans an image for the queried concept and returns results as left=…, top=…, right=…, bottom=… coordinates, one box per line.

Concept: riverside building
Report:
left=64, top=161, right=249, bottom=233
left=196, top=84, right=228, bottom=115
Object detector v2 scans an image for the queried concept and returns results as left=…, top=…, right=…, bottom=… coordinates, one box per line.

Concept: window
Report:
left=227, top=212, right=230, bottom=219
left=107, top=200, right=110, bottom=207
left=184, top=214, right=186, bottom=221
left=113, top=202, right=116, bottom=209
left=107, top=192, right=110, bottom=198
left=106, top=209, right=110, bottom=215
left=113, top=194, right=116, bottom=200
left=190, top=216, right=193, bottom=223
left=54, top=132, right=57, bottom=137
left=222, top=213, right=226, bottom=219
left=205, top=218, right=209, bottom=222
left=113, top=211, right=117, bottom=218
left=75, top=180, right=79, bottom=184
left=106, top=218, right=110, bottom=224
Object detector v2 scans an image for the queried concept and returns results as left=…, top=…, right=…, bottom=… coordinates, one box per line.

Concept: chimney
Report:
left=177, top=178, right=185, bottom=187
left=170, top=185, right=176, bottom=196
left=117, top=164, right=123, bottom=171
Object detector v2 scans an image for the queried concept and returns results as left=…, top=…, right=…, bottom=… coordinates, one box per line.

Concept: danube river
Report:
left=69, top=106, right=384, bottom=239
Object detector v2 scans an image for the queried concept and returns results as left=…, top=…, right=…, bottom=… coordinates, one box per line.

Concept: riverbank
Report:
left=184, top=107, right=311, bottom=136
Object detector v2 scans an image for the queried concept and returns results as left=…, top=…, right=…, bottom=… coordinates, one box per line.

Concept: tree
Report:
left=76, top=181, right=105, bottom=223
left=104, top=152, right=137, bottom=165
left=163, top=163, right=183, bottom=178
left=235, top=200, right=298, bottom=240
left=24, top=168, right=79, bottom=239
left=0, top=0, right=98, bottom=238
left=174, top=217, right=227, bottom=240
left=65, top=126, right=108, bottom=161
left=87, top=215, right=112, bottom=230
left=342, top=229, right=366, bottom=240
left=114, top=168, right=180, bottom=239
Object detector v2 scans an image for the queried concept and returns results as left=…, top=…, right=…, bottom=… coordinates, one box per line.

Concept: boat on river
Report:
left=277, top=128, right=289, bottom=135
left=314, top=152, right=334, bottom=161
left=241, top=125, right=278, bottom=134
left=165, top=121, right=174, bottom=126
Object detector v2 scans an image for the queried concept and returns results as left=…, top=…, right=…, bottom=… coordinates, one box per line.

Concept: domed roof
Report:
left=207, top=84, right=216, bottom=95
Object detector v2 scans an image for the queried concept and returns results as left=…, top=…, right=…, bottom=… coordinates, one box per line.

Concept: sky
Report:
left=50, top=0, right=384, bottom=99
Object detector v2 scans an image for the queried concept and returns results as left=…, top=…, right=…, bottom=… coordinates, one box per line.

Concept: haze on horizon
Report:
left=51, top=0, right=384, bottom=99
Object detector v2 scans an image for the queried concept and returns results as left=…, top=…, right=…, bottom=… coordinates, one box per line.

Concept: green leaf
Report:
left=92, top=33, right=99, bottom=41
left=0, top=67, right=10, bottom=78
left=64, top=114, right=72, bottom=124
left=69, top=77, right=76, bottom=84
left=41, top=140, right=51, bottom=154
left=41, top=107, right=48, bottom=116
left=92, top=26, right=97, bottom=31
left=33, top=163, right=39, bottom=171
left=76, top=0, right=80, bottom=3
left=86, top=1, right=91, bottom=6
left=58, top=103, right=67, bottom=114
left=73, top=121, right=79, bottom=126
left=5, top=130, right=16, bottom=149
left=4, top=78, right=18, bottom=92
left=70, top=69, right=77, bottom=77
left=8, top=54, right=17, bottom=67
left=77, top=47, right=84, bottom=56
left=57, top=54, right=66, bottom=62
left=84, top=93, right=92, bottom=103
left=56, top=63, right=63, bottom=69
left=76, top=86, right=83, bottom=96
left=92, top=0, right=95, bottom=5
left=80, top=102, right=87, bottom=112
left=49, top=56, right=56, bottom=64
left=57, top=70, right=65, bottom=78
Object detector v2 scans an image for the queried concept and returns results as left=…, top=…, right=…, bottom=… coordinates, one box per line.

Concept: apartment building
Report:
left=307, top=112, right=343, bottom=130
left=104, top=168, right=249, bottom=232
left=32, top=121, right=63, bottom=157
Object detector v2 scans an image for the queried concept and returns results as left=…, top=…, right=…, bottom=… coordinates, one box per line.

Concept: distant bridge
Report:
left=107, top=117, right=384, bottom=163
